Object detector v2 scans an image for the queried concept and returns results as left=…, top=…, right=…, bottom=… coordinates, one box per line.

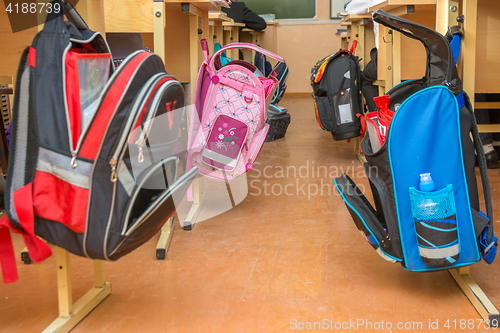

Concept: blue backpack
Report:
left=335, top=10, right=497, bottom=271
left=254, top=51, right=289, bottom=105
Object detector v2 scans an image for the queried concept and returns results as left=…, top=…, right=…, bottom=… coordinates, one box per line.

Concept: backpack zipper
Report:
left=201, top=84, right=215, bottom=121
left=132, top=80, right=181, bottom=165
left=61, top=35, right=138, bottom=169
left=246, top=127, right=267, bottom=167
left=108, top=73, right=172, bottom=181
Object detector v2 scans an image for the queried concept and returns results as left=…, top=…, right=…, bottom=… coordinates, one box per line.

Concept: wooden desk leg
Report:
left=353, top=22, right=366, bottom=166
left=346, top=25, right=352, bottom=50
left=225, top=27, right=240, bottom=59
left=233, top=28, right=240, bottom=59
left=250, top=31, right=260, bottom=63
left=153, top=0, right=166, bottom=63
left=208, top=25, right=215, bottom=55
left=201, top=9, right=209, bottom=50
left=392, top=31, right=401, bottom=87
left=462, top=0, right=477, bottom=98
left=356, top=23, right=365, bottom=70
left=42, top=248, right=111, bottom=333
left=57, top=247, right=72, bottom=318
left=216, top=21, right=223, bottom=46
left=383, top=26, right=393, bottom=91
left=189, top=15, right=199, bottom=104
left=224, top=27, right=233, bottom=48
left=183, top=175, right=206, bottom=230
left=449, top=266, right=500, bottom=322
left=436, top=0, right=460, bottom=35
left=21, top=247, right=32, bottom=264
left=152, top=0, right=177, bottom=260
left=156, top=217, right=175, bottom=260
left=354, top=137, right=366, bottom=164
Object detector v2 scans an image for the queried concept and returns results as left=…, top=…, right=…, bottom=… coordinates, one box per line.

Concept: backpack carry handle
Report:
left=64, top=1, right=90, bottom=30
left=464, top=93, right=494, bottom=243
left=372, top=10, right=454, bottom=86
left=211, top=43, right=284, bottom=69
left=39, top=0, right=66, bottom=33
left=41, top=0, right=90, bottom=33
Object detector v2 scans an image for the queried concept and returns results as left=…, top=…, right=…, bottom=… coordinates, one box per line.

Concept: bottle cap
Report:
left=419, top=173, right=435, bottom=192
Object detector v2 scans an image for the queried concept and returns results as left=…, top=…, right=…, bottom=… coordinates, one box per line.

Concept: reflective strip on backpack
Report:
left=10, top=61, right=30, bottom=222
left=419, top=243, right=459, bottom=259
left=37, top=147, right=93, bottom=189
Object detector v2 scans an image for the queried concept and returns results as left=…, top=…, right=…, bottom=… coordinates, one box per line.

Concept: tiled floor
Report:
left=1, top=96, right=500, bottom=332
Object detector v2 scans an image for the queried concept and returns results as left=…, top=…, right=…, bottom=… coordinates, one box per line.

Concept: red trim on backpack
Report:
left=350, top=40, right=358, bottom=55
left=66, top=48, right=83, bottom=150
left=79, top=51, right=150, bottom=160
left=13, top=184, right=53, bottom=264
left=374, top=95, right=395, bottom=125
left=0, top=183, right=53, bottom=283
left=0, top=216, right=18, bottom=283
left=29, top=47, right=36, bottom=67
left=33, top=171, right=89, bottom=233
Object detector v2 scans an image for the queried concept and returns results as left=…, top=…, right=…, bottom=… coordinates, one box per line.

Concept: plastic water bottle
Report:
left=413, top=172, right=459, bottom=266
left=418, top=173, right=437, bottom=215
left=419, top=173, right=435, bottom=192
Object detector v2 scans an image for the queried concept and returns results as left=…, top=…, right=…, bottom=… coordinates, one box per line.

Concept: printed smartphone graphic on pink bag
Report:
left=202, top=115, right=249, bottom=171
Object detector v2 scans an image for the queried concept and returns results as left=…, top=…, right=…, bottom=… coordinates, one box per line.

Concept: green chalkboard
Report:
left=242, top=0, right=316, bottom=19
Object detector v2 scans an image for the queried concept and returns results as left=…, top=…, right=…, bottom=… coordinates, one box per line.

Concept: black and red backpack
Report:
left=0, top=1, right=197, bottom=283
left=311, top=42, right=363, bottom=141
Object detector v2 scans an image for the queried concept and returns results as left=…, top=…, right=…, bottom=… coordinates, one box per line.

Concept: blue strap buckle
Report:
left=479, top=212, right=498, bottom=264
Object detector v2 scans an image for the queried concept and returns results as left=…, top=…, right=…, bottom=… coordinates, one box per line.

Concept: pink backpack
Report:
left=187, top=41, right=284, bottom=181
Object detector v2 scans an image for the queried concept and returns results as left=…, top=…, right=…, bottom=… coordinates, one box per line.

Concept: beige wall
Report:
left=277, top=23, right=342, bottom=93
left=273, top=0, right=343, bottom=94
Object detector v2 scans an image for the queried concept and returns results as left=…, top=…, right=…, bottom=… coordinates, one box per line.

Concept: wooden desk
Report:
left=241, top=27, right=261, bottom=63
left=222, top=21, right=245, bottom=59
left=367, top=0, right=436, bottom=93
left=341, top=14, right=374, bottom=69
left=240, top=22, right=279, bottom=66
left=341, top=14, right=376, bottom=163
left=208, top=11, right=231, bottom=54
left=104, top=0, right=227, bottom=97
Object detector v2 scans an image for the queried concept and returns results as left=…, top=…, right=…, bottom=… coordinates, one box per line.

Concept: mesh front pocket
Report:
left=332, top=88, right=353, bottom=125
left=409, top=185, right=459, bottom=267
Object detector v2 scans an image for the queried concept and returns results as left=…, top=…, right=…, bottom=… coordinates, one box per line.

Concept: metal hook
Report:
left=383, top=30, right=393, bottom=43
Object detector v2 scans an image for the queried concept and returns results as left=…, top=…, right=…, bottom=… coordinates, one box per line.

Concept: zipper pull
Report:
left=110, top=158, right=118, bottom=183
left=135, top=139, right=145, bottom=163
left=138, top=146, right=144, bottom=163
left=70, top=153, right=78, bottom=169
left=245, top=158, right=253, bottom=171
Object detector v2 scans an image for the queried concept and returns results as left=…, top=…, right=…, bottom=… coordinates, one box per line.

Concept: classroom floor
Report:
left=1, top=96, right=500, bottom=333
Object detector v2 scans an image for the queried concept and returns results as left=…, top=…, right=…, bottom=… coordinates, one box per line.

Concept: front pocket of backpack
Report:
left=201, top=114, right=249, bottom=171
left=110, top=158, right=197, bottom=259
left=33, top=147, right=92, bottom=233
left=332, top=88, right=354, bottom=126
left=313, top=95, right=336, bottom=132
left=409, top=185, right=459, bottom=267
